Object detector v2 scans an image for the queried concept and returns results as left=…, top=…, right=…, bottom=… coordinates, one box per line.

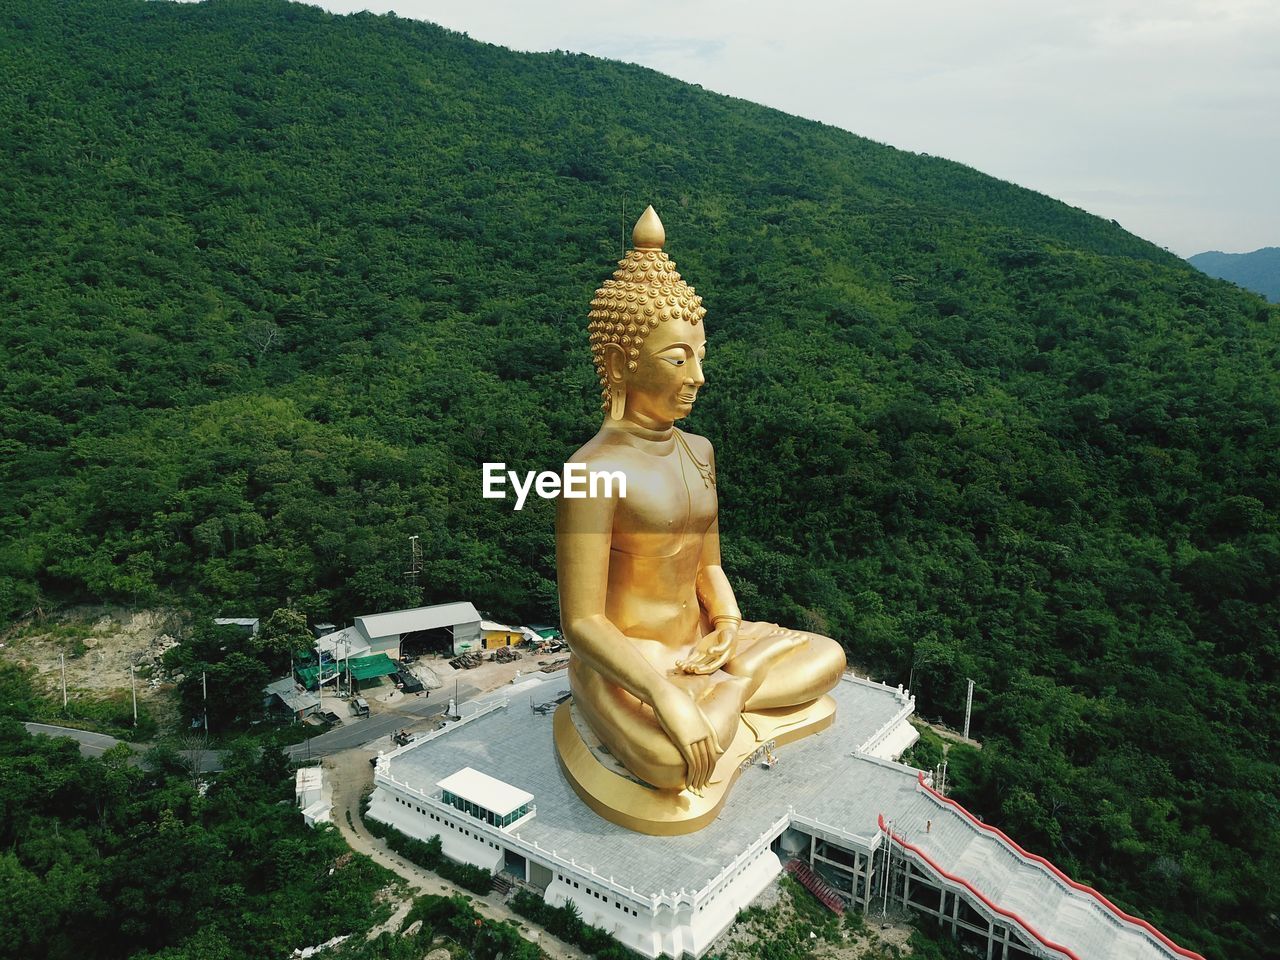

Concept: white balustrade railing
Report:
left=842, top=673, right=916, bottom=756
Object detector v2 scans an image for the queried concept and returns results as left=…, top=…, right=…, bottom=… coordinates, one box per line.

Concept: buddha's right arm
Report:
left=563, top=613, right=670, bottom=706
left=556, top=483, right=670, bottom=706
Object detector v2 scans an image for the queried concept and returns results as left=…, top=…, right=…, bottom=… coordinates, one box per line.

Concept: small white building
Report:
left=315, top=625, right=370, bottom=661
left=295, top=767, right=331, bottom=827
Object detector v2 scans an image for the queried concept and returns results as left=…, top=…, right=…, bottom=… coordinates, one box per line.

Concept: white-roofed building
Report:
left=366, top=674, right=1199, bottom=960
left=437, top=767, right=535, bottom=828
left=356, top=601, right=483, bottom=657
left=295, top=767, right=331, bottom=826
left=315, top=625, right=370, bottom=660
left=214, top=617, right=260, bottom=636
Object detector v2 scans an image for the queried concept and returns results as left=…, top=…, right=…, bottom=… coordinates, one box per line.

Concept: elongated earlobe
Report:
left=609, top=384, right=626, bottom=421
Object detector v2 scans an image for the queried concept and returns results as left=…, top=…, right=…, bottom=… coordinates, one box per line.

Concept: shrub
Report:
left=510, top=888, right=637, bottom=959
left=362, top=815, right=494, bottom=895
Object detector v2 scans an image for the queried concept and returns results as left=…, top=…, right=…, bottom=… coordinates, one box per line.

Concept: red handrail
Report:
left=878, top=813, right=1081, bottom=960
left=913, top=772, right=1206, bottom=960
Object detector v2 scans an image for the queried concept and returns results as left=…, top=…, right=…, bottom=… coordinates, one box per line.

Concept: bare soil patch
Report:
left=0, top=606, right=186, bottom=731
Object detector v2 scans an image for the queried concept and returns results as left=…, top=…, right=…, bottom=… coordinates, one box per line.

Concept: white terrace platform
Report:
left=366, top=671, right=1203, bottom=960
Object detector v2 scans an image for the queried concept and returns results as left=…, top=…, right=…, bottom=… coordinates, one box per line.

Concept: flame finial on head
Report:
left=631, top=205, right=665, bottom=250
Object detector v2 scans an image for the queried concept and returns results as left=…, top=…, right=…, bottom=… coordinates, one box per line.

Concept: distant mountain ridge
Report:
left=1188, top=246, right=1280, bottom=301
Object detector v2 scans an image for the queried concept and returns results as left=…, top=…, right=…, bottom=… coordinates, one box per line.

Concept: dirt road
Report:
left=324, top=748, right=589, bottom=960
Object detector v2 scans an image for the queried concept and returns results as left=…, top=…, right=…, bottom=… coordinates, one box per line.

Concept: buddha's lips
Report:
left=678, top=394, right=698, bottom=403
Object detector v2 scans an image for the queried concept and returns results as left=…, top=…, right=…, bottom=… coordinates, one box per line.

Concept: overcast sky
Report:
left=308, top=0, right=1278, bottom=257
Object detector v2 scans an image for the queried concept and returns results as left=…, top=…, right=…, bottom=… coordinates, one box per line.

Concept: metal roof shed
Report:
left=358, top=602, right=481, bottom=638
left=357, top=602, right=483, bottom=656
left=264, top=677, right=320, bottom=719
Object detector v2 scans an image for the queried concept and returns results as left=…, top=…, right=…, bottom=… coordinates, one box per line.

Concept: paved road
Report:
left=23, top=722, right=229, bottom=771
left=23, top=680, right=481, bottom=767
left=285, top=682, right=480, bottom=761
left=24, top=722, right=125, bottom=757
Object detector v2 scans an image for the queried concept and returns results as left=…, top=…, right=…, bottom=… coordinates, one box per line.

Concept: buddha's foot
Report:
left=554, top=694, right=837, bottom=835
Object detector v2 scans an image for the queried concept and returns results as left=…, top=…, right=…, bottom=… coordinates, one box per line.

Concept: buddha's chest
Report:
left=610, top=447, right=717, bottom=557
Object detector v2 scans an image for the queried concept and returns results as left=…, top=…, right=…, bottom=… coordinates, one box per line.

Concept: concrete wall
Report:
left=367, top=634, right=401, bottom=659
left=451, top=620, right=482, bottom=654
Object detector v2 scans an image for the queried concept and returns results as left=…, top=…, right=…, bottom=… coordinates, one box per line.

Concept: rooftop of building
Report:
left=357, top=601, right=481, bottom=639
left=315, top=625, right=369, bottom=657
left=385, top=672, right=918, bottom=898
left=438, top=766, right=535, bottom=816
left=264, top=676, right=320, bottom=712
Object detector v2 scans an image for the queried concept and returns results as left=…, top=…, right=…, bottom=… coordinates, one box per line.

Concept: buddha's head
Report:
left=588, top=207, right=708, bottom=426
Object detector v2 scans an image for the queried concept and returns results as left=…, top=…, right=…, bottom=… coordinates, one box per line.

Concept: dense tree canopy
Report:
left=0, top=666, right=392, bottom=960
left=1, top=1, right=1277, bottom=956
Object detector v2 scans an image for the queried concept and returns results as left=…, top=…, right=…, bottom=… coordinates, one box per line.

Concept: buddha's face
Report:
left=624, top=317, right=707, bottom=426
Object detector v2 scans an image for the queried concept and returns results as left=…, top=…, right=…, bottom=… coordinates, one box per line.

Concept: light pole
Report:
left=60, top=653, right=67, bottom=710
left=963, top=678, right=975, bottom=740
left=881, top=819, right=893, bottom=916
left=131, top=663, right=137, bottom=727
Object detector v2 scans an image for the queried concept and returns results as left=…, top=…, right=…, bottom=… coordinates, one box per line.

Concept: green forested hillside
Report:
left=1, top=1, right=1277, bottom=956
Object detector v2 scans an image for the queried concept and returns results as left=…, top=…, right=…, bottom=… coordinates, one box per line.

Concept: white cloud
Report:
left=310, top=0, right=1279, bottom=255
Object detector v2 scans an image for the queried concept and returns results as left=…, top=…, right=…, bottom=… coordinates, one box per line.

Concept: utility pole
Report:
left=963, top=677, right=975, bottom=740
left=131, top=664, right=137, bottom=727
left=404, top=534, right=422, bottom=594
left=60, top=653, right=67, bottom=710
left=881, top=819, right=894, bottom=916
left=202, top=670, right=209, bottom=740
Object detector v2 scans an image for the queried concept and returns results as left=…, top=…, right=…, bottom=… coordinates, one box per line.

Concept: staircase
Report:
left=879, top=774, right=1206, bottom=960
left=784, top=858, right=845, bottom=915
left=491, top=872, right=515, bottom=896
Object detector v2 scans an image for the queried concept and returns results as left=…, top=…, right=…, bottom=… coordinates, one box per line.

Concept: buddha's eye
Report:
left=664, top=358, right=685, bottom=366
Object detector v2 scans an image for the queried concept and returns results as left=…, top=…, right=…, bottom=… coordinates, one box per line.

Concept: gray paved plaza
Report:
left=385, top=673, right=917, bottom=896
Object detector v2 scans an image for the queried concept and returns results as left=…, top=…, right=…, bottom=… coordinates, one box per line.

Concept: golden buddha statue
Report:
left=553, top=207, right=847, bottom=834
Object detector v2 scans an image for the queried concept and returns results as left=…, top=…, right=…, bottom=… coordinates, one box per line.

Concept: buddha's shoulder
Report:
left=676, top=429, right=715, bottom=461
left=565, top=432, right=643, bottom=473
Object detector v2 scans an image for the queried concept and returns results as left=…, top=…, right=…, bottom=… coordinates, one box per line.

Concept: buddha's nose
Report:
left=689, top=356, right=706, bottom=387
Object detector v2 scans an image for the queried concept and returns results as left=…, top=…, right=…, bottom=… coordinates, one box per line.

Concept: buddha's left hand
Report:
left=677, top=623, right=739, bottom=675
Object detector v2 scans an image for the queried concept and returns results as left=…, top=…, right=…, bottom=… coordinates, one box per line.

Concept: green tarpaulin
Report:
left=348, top=653, right=398, bottom=680
left=297, top=653, right=397, bottom=689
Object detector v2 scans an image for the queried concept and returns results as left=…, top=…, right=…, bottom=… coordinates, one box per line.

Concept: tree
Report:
left=252, top=607, right=313, bottom=672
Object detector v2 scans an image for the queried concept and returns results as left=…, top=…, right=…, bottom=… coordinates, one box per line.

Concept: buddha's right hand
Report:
left=652, top=684, right=723, bottom=792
